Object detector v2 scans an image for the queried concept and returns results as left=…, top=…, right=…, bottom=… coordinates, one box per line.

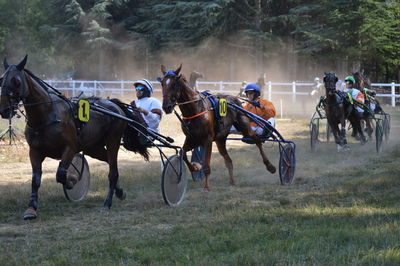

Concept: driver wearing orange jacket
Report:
left=243, top=83, right=276, bottom=135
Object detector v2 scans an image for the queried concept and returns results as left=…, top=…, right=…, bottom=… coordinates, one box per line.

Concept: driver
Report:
left=132, top=79, right=162, bottom=132
left=310, top=77, right=323, bottom=96
left=243, top=83, right=276, bottom=135
left=344, top=76, right=365, bottom=113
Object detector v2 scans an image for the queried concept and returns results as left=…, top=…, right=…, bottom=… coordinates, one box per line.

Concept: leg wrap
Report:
left=341, top=128, right=347, bottom=144
left=56, top=166, right=68, bottom=184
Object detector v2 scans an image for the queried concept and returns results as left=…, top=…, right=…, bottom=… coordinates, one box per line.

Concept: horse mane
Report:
left=180, top=74, right=188, bottom=83
left=109, top=98, right=150, bottom=161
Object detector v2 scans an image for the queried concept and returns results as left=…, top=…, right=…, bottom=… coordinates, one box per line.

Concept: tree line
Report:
left=0, top=0, right=398, bottom=82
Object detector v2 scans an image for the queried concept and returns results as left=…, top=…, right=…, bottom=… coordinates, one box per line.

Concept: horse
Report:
left=159, top=64, right=276, bottom=191
left=0, top=55, right=149, bottom=220
left=323, top=72, right=366, bottom=151
left=188, top=71, right=204, bottom=91
left=353, top=69, right=371, bottom=90
left=353, top=70, right=382, bottom=138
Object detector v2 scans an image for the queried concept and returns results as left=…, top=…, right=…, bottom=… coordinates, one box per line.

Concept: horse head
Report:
left=352, top=71, right=363, bottom=90
left=159, top=64, right=182, bottom=114
left=0, top=55, right=29, bottom=119
left=353, top=70, right=371, bottom=90
left=323, top=72, right=338, bottom=96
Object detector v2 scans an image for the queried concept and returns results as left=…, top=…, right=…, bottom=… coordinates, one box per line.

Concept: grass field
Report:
left=0, top=107, right=399, bottom=265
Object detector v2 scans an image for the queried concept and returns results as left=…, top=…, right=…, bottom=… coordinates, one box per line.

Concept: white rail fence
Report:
left=46, top=80, right=400, bottom=109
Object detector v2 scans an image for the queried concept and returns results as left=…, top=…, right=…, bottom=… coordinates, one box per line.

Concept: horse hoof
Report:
left=116, top=191, right=126, bottom=200
left=65, top=179, right=74, bottom=190
left=267, top=164, right=276, bottom=174
left=67, top=174, right=78, bottom=185
left=115, top=188, right=126, bottom=200
left=191, top=162, right=202, bottom=172
left=100, top=206, right=110, bottom=212
left=23, top=208, right=37, bottom=220
left=202, top=187, right=210, bottom=192
left=361, top=137, right=368, bottom=145
left=337, top=145, right=350, bottom=152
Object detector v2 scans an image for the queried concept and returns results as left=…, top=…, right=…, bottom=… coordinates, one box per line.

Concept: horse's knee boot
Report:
left=56, top=166, right=73, bottom=189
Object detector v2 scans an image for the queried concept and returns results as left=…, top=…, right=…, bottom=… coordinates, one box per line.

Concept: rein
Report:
left=182, top=109, right=209, bottom=120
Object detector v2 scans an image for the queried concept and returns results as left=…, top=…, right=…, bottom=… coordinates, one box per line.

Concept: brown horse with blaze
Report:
left=159, top=64, right=276, bottom=191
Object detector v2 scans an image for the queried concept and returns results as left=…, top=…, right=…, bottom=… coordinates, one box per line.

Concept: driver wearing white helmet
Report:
left=310, top=77, right=323, bottom=96
left=132, top=79, right=162, bottom=132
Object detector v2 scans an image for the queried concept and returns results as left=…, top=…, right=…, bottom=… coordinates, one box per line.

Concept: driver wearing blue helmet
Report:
left=243, top=83, right=276, bottom=135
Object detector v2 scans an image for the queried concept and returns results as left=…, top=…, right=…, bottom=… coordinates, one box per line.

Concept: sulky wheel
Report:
left=63, top=154, right=90, bottom=202
left=326, top=123, right=332, bottom=142
left=382, top=115, right=390, bottom=142
left=375, top=120, right=383, bottom=153
left=190, top=146, right=205, bottom=181
left=161, top=154, right=187, bottom=206
left=310, top=122, right=318, bottom=152
left=279, top=143, right=296, bottom=185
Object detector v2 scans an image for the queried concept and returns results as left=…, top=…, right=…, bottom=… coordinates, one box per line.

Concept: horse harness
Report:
left=22, top=70, right=88, bottom=136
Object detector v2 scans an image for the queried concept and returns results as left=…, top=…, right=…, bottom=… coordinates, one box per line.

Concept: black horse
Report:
left=323, top=73, right=366, bottom=151
left=0, top=55, right=148, bottom=220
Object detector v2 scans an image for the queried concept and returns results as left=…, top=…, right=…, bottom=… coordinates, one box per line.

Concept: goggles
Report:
left=135, top=86, right=146, bottom=91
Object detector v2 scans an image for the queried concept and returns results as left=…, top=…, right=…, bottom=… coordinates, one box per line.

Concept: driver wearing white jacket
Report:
left=132, top=79, right=162, bottom=132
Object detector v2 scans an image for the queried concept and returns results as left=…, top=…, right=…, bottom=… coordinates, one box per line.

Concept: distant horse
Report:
left=188, top=71, right=204, bottom=91
left=160, top=64, right=276, bottom=190
left=323, top=73, right=366, bottom=151
left=353, top=70, right=381, bottom=137
left=353, top=69, right=371, bottom=90
left=0, top=56, right=148, bottom=220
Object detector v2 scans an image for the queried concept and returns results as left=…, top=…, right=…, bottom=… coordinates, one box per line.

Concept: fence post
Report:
left=292, top=81, right=296, bottom=102
left=121, top=80, right=124, bottom=97
left=268, top=81, right=272, bottom=101
left=280, top=99, right=283, bottom=118
left=219, top=81, right=223, bottom=92
left=72, top=80, right=76, bottom=97
left=391, top=82, right=395, bottom=107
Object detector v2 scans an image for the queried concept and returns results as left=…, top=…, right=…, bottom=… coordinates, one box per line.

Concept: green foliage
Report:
left=0, top=0, right=398, bottom=81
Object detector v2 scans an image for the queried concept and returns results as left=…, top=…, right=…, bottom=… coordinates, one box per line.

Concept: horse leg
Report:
left=339, top=119, right=350, bottom=150
left=56, top=147, right=76, bottom=189
left=238, top=118, right=276, bottom=173
left=103, top=142, right=121, bottom=209
left=352, top=113, right=367, bottom=144
left=182, top=139, right=201, bottom=172
left=85, top=145, right=125, bottom=200
left=202, top=141, right=213, bottom=191
left=23, top=149, right=45, bottom=220
left=329, top=122, right=342, bottom=150
left=364, top=117, right=373, bottom=138
left=215, top=138, right=235, bottom=186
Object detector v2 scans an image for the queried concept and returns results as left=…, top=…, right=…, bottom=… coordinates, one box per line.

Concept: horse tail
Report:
left=109, top=98, right=150, bottom=161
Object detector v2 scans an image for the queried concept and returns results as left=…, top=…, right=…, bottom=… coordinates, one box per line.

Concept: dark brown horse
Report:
left=353, top=70, right=379, bottom=137
left=0, top=56, right=148, bottom=219
left=159, top=64, right=276, bottom=190
left=323, top=73, right=366, bottom=151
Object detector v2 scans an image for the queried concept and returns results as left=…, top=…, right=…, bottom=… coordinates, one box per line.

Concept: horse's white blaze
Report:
left=166, top=78, right=170, bottom=85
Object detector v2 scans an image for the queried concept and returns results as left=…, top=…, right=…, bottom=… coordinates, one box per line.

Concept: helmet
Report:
left=133, top=79, right=154, bottom=94
left=314, top=77, right=320, bottom=82
left=244, top=83, right=261, bottom=94
left=344, top=76, right=355, bottom=84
